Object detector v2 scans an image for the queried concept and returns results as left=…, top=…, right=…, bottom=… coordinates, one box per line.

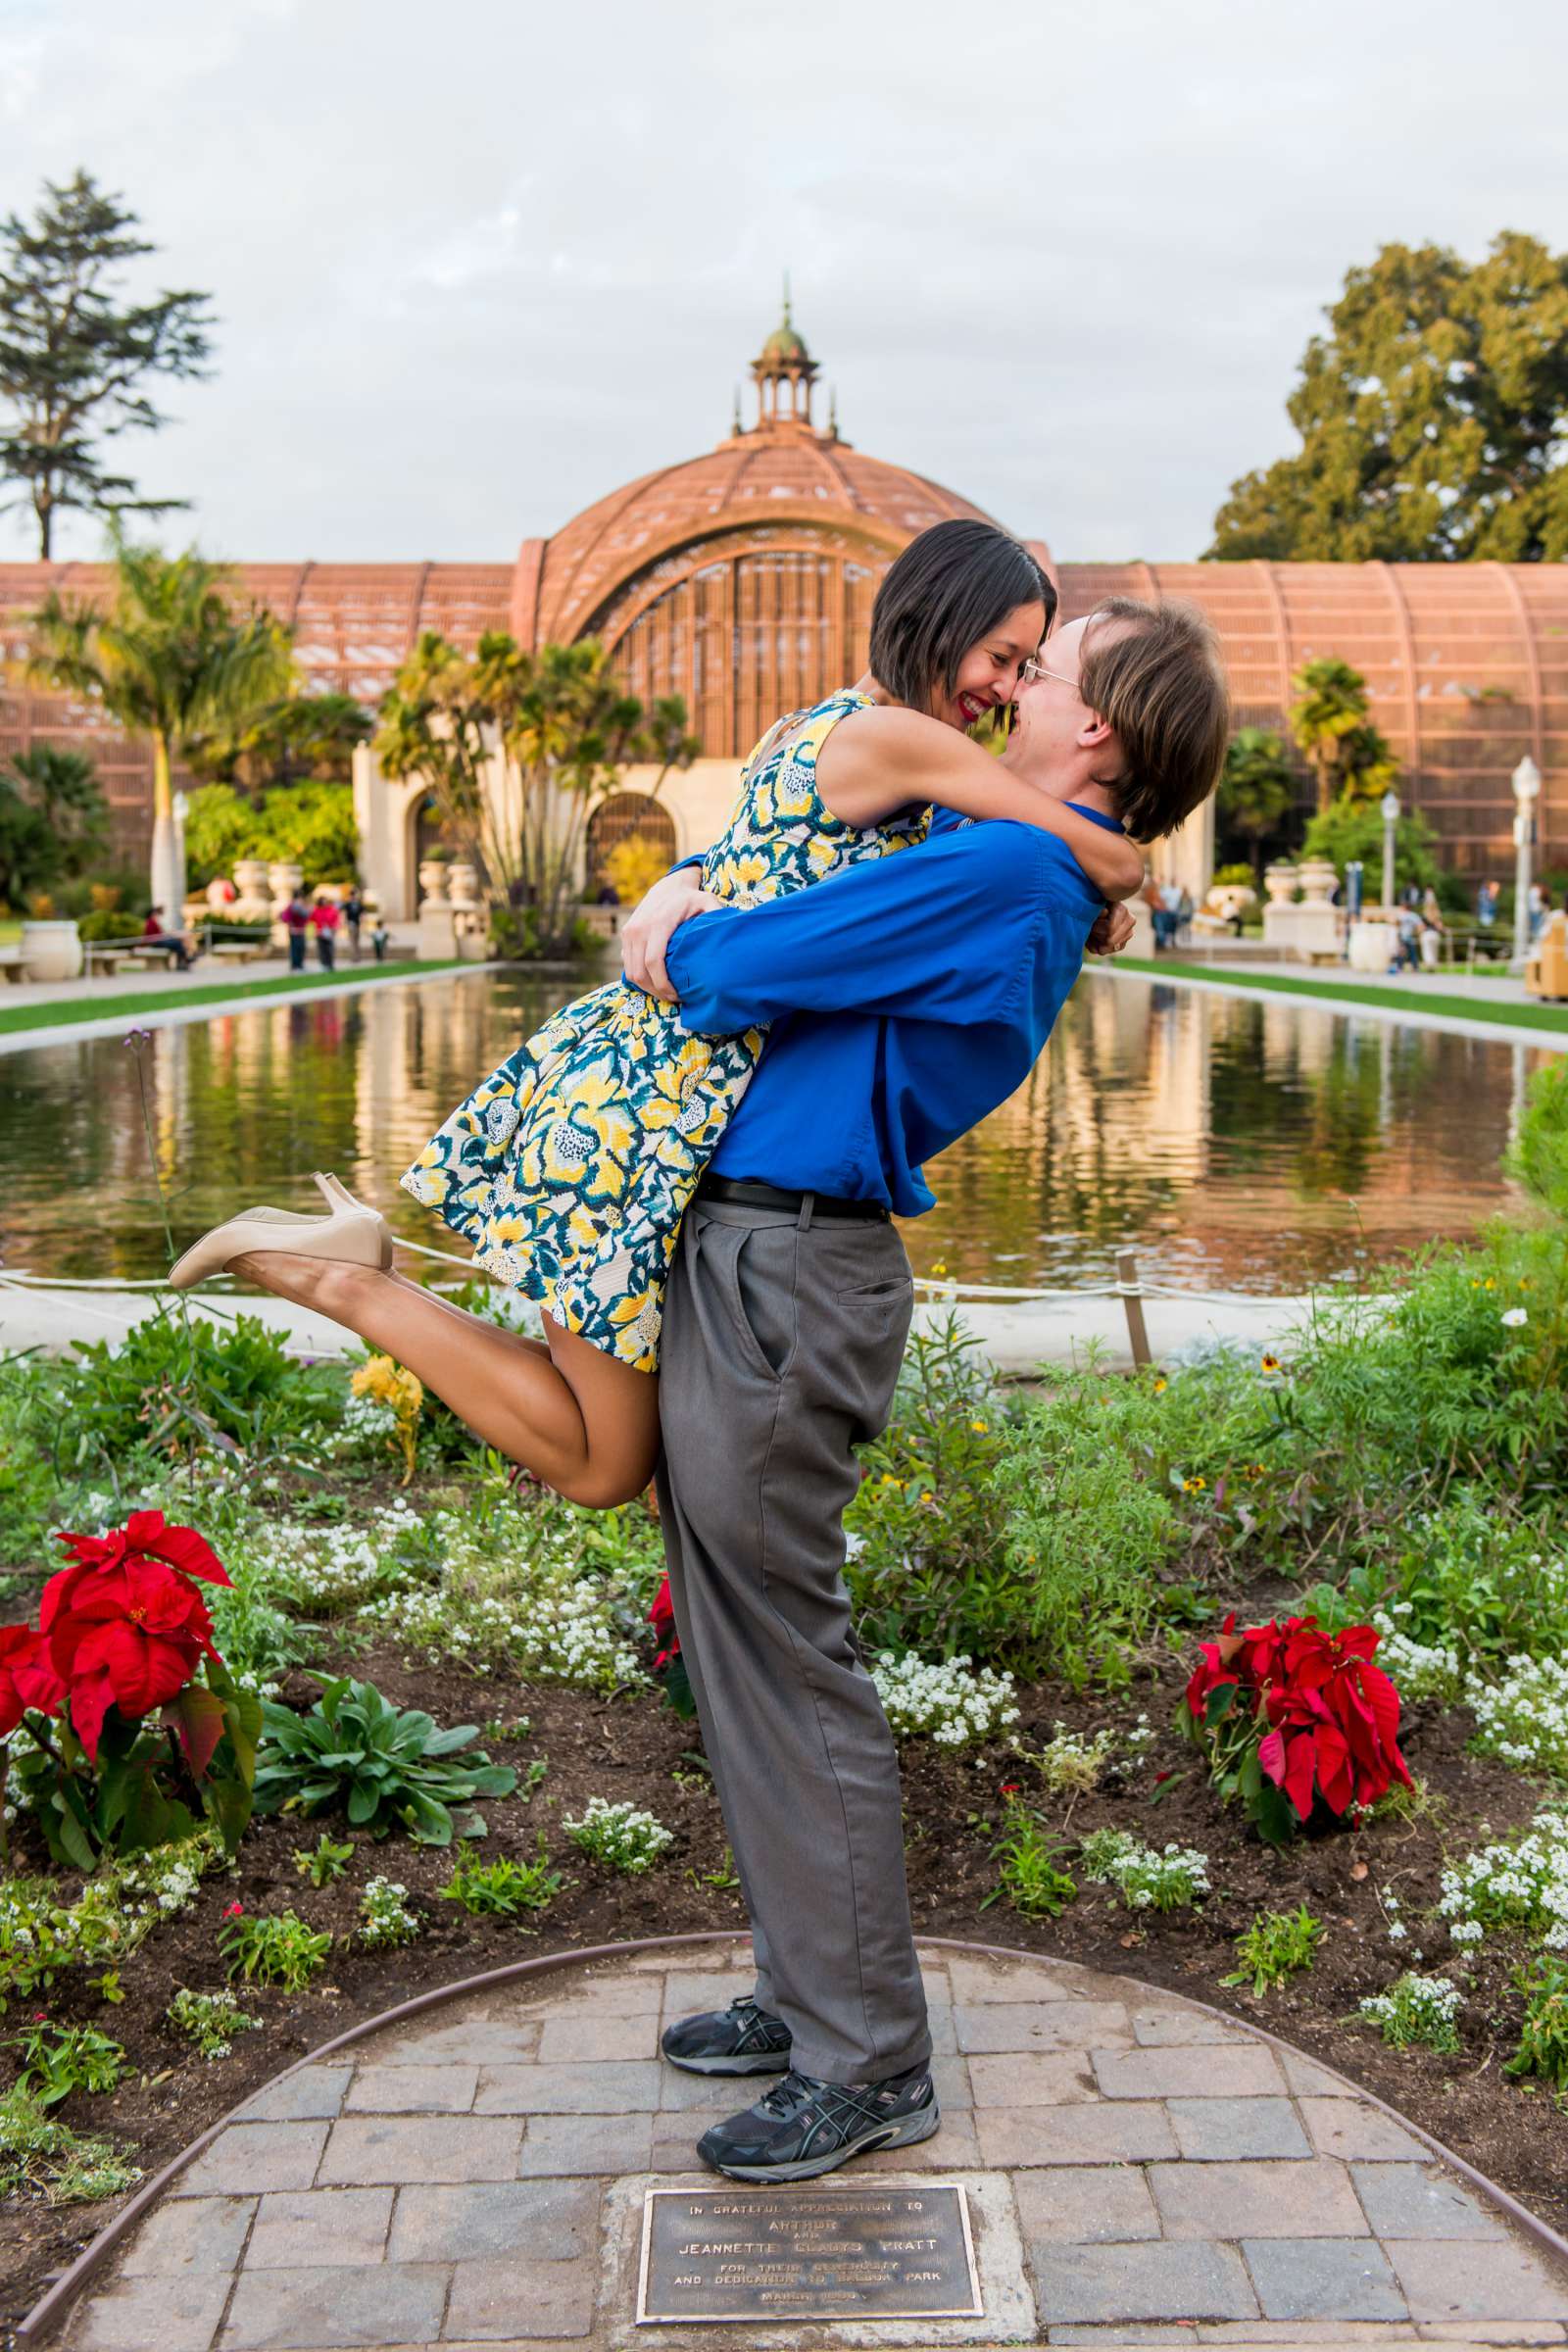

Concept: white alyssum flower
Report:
left=1358, top=1972, right=1461, bottom=2050
left=870, top=1651, right=1020, bottom=1747
left=564, top=1796, right=673, bottom=1874
left=1371, top=1612, right=1464, bottom=1704
left=1439, top=1807, right=1568, bottom=1952
left=1465, top=1655, right=1568, bottom=1780
left=358, top=1878, right=420, bottom=1947
left=1078, top=1827, right=1209, bottom=1912
left=1033, top=1722, right=1118, bottom=1793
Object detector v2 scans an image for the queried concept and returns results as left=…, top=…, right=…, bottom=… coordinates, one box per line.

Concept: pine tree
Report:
left=0, top=171, right=214, bottom=559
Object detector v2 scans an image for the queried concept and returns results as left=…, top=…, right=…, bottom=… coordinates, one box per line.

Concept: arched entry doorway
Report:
left=585, top=793, right=678, bottom=903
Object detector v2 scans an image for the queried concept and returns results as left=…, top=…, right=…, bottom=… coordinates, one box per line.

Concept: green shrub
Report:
left=66, top=1310, right=338, bottom=1459
left=6, top=2024, right=126, bottom=2107
left=166, top=1987, right=262, bottom=2061
left=438, top=1838, right=564, bottom=1921
left=1222, top=1906, right=1323, bottom=1995
left=294, top=1834, right=355, bottom=1886
left=0, top=2086, right=140, bottom=2203
left=253, top=1677, right=517, bottom=1844
left=982, top=1800, right=1077, bottom=1919
left=218, top=1906, right=332, bottom=1991
left=1505, top=1960, right=1568, bottom=2091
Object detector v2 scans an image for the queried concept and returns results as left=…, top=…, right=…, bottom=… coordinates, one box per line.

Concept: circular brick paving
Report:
left=32, top=1934, right=1568, bottom=2351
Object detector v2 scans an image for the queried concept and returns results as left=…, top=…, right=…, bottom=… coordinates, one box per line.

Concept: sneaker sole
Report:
left=662, top=2043, right=794, bottom=2077
left=708, top=2098, right=941, bottom=2182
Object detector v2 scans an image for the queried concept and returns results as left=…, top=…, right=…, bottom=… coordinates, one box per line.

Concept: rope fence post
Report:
left=1115, top=1248, right=1152, bottom=1368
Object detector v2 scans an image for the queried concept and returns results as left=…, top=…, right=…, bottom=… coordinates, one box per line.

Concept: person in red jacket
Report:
left=309, top=893, right=340, bottom=971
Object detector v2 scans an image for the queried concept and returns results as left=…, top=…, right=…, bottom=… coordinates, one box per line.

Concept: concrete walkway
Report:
left=45, top=1935, right=1568, bottom=2351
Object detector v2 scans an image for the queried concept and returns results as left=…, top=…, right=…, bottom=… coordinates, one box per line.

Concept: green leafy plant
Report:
left=1505, top=1960, right=1568, bottom=2092
left=218, top=1904, right=332, bottom=1991
left=0, top=2084, right=140, bottom=2204
left=294, top=1834, right=355, bottom=1886
left=166, top=1987, right=262, bottom=2061
left=7, top=2023, right=126, bottom=2108
left=982, top=1797, right=1078, bottom=1919
left=1357, top=1972, right=1461, bottom=2053
left=1079, top=1828, right=1210, bottom=1912
left=1222, top=1906, right=1324, bottom=1995
left=437, top=1838, right=564, bottom=1922
left=253, top=1677, right=517, bottom=1845
left=66, top=1311, right=338, bottom=1461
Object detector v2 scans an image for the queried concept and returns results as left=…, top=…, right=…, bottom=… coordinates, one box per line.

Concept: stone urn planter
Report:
left=1297, top=858, right=1340, bottom=906
left=232, top=858, right=271, bottom=919
left=1262, top=860, right=1298, bottom=906
left=418, top=858, right=452, bottom=906
left=1207, top=882, right=1257, bottom=921
left=446, top=861, right=480, bottom=909
left=21, top=918, right=83, bottom=983
left=267, top=859, right=304, bottom=911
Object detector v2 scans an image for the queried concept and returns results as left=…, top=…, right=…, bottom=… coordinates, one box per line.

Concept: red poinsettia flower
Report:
left=0, top=1625, right=65, bottom=1737
left=1189, top=1611, right=1410, bottom=1826
left=648, top=1574, right=680, bottom=1671
left=40, top=1513, right=228, bottom=1761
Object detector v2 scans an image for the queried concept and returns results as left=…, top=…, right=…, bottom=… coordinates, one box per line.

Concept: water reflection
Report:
left=0, top=969, right=1545, bottom=1297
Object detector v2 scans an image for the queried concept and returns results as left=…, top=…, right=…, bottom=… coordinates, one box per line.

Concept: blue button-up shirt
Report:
left=664, top=807, right=1118, bottom=1217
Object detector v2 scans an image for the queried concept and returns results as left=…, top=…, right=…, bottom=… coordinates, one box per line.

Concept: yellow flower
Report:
left=1260, top=1353, right=1281, bottom=1374
left=930, top=1260, right=949, bottom=1278
left=970, top=1419, right=989, bottom=1434
left=1152, top=1377, right=1168, bottom=1394
left=1182, top=1475, right=1207, bottom=1493
left=880, top=1473, right=898, bottom=1486
left=351, top=1353, right=423, bottom=1485
left=1484, top=1277, right=1496, bottom=1291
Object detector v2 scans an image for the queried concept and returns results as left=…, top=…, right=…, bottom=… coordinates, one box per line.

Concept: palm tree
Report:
left=1288, top=658, right=1373, bottom=816
left=26, top=536, right=294, bottom=920
left=1217, top=728, right=1296, bottom=876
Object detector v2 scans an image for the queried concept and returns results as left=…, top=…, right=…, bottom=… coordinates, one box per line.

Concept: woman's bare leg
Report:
left=228, top=1253, right=660, bottom=1507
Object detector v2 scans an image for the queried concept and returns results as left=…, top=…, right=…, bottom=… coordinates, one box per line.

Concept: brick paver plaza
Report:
left=51, top=1936, right=1568, bottom=2351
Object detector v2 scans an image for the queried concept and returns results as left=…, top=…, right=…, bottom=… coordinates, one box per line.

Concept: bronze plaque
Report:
left=636, top=2181, right=981, bottom=2325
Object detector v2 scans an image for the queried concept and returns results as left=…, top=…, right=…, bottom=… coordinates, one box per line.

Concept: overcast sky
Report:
left=3, top=0, right=1566, bottom=568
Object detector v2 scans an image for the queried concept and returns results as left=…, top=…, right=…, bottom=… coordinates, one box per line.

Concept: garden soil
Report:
left=3, top=1639, right=1564, bottom=2333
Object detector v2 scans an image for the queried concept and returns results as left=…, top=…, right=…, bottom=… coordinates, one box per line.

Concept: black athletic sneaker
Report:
left=661, top=1993, right=794, bottom=2077
left=696, top=2061, right=940, bottom=2181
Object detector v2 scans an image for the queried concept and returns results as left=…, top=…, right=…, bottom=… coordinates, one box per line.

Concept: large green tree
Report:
left=186, top=691, right=371, bottom=802
left=1216, top=728, right=1296, bottom=875
left=0, top=172, right=214, bottom=560
left=0, top=746, right=107, bottom=908
left=1208, top=232, right=1568, bottom=562
left=26, top=537, right=294, bottom=918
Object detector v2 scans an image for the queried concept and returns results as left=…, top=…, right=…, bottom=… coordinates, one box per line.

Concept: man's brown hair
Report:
left=1078, top=596, right=1230, bottom=841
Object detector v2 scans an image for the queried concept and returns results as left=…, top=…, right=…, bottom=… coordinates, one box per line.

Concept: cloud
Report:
left=0, top=0, right=1565, bottom=564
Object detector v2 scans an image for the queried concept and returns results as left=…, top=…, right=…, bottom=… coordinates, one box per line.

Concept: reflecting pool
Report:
left=0, top=968, right=1549, bottom=1298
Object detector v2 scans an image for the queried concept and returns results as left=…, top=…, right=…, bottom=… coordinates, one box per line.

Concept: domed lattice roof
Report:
left=530, top=417, right=997, bottom=646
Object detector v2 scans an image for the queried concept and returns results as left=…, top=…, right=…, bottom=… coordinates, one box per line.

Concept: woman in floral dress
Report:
left=172, top=522, right=1141, bottom=1505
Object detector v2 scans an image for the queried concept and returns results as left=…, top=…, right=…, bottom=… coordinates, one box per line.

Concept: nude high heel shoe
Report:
left=167, top=1171, right=394, bottom=1291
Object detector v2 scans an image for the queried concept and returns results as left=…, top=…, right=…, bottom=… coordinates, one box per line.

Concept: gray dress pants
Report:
left=655, top=1194, right=930, bottom=2087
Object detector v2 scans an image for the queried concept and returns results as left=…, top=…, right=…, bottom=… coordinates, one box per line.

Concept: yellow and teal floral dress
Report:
left=400, top=689, right=927, bottom=1372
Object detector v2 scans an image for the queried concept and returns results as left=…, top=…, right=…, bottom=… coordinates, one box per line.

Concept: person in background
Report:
left=310, top=892, right=340, bottom=971
left=370, top=920, right=390, bottom=963
left=140, top=906, right=192, bottom=971
left=1390, top=904, right=1422, bottom=972
left=1175, top=883, right=1194, bottom=949
left=342, top=887, right=365, bottom=963
left=1419, top=888, right=1446, bottom=971
left=1475, top=878, right=1498, bottom=935
left=282, top=889, right=310, bottom=972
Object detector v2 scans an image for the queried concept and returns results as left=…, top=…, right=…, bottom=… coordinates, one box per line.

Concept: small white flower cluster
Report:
left=358, top=1877, right=421, bottom=1947
left=564, top=1796, right=674, bottom=1874
left=1034, top=1722, right=1118, bottom=1793
left=166, top=1986, right=262, bottom=2062
left=118, top=1844, right=212, bottom=1922
left=332, top=1391, right=398, bottom=1453
left=1371, top=1609, right=1464, bottom=1704
left=1466, top=1654, right=1568, bottom=1780
left=1379, top=1884, right=1425, bottom=1960
left=1079, top=1828, right=1210, bottom=1911
left=1358, top=1971, right=1462, bottom=2050
left=1439, top=1808, right=1568, bottom=1952
left=364, top=1576, right=642, bottom=1692
left=1124, top=1713, right=1155, bottom=1759
left=870, top=1651, right=1021, bottom=1747
left=268, top=1502, right=429, bottom=1613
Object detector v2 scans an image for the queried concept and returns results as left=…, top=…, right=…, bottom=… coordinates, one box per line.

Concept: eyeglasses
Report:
left=1020, top=657, right=1080, bottom=691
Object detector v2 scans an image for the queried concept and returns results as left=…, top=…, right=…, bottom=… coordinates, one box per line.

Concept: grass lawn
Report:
left=1110, top=956, right=1568, bottom=1036
left=0, top=957, right=472, bottom=1039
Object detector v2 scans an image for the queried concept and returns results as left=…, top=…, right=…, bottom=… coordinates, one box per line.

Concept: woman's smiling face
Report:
left=931, top=598, right=1048, bottom=731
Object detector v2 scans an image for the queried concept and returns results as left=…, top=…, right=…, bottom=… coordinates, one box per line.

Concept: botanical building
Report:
left=1, top=298, right=1564, bottom=906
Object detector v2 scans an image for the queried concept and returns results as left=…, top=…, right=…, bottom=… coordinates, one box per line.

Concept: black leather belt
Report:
left=695, top=1175, right=890, bottom=1222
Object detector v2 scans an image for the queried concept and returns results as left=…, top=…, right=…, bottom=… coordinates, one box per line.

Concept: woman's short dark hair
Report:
left=868, top=519, right=1054, bottom=712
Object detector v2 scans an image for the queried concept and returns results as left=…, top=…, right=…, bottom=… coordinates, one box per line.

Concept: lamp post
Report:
left=1380, top=790, right=1401, bottom=915
left=1513, top=756, right=1542, bottom=964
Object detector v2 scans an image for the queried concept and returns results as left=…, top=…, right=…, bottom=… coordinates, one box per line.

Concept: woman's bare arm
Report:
left=817, top=706, right=1146, bottom=901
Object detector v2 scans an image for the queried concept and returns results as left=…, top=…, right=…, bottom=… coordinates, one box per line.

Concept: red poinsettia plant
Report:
left=0, top=1511, right=260, bottom=1869
left=1180, top=1611, right=1411, bottom=1846
left=648, top=1575, right=695, bottom=1719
